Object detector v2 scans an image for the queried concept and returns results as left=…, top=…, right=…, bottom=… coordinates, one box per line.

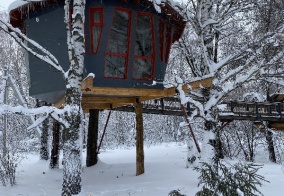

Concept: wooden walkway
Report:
left=219, top=101, right=284, bottom=130
left=219, top=101, right=284, bottom=122
left=113, top=97, right=191, bottom=116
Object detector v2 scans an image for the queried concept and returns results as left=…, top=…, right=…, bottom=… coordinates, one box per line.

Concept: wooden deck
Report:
left=54, top=76, right=213, bottom=113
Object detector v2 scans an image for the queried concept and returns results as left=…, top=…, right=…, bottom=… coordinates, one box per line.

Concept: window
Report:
left=90, top=7, right=103, bottom=54
left=132, top=12, right=154, bottom=80
left=159, top=19, right=172, bottom=63
left=105, top=8, right=131, bottom=79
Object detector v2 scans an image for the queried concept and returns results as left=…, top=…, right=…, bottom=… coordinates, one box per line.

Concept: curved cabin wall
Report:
left=24, top=0, right=177, bottom=103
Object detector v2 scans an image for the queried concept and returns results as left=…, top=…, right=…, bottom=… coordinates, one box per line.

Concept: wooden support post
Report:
left=86, top=109, right=99, bottom=167
left=134, top=101, right=144, bottom=176
left=50, top=121, right=60, bottom=169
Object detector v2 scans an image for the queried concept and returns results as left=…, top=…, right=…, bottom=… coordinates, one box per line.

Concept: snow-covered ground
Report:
left=0, top=143, right=283, bottom=195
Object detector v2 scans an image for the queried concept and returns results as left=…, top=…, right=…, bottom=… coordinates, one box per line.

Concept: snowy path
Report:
left=0, top=143, right=283, bottom=195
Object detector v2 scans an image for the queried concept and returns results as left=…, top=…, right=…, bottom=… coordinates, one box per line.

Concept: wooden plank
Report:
left=82, top=77, right=212, bottom=99
left=165, top=77, right=213, bottom=95
left=82, top=96, right=137, bottom=104
left=81, top=76, right=94, bottom=90
left=270, top=123, right=284, bottom=130
left=83, top=86, right=170, bottom=97
left=55, top=76, right=213, bottom=112
left=82, top=103, right=112, bottom=110
left=54, top=97, right=65, bottom=108
left=82, top=102, right=130, bottom=110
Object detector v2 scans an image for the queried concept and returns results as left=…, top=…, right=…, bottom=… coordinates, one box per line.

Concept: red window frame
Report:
left=104, top=7, right=132, bottom=79
left=90, top=7, right=103, bottom=54
left=132, top=11, right=155, bottom=80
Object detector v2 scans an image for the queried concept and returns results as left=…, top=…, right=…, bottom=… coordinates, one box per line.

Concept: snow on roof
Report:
left=8, top=0, right=29, bottom=13
left=9, top=0, right=185, bottom=42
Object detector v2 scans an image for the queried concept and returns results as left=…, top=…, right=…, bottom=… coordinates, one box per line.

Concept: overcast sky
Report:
left=0, top=0, right=15, bottom=10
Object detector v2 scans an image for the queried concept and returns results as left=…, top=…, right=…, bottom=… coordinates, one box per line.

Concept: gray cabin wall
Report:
left=26, top=3, right=67, bottom=103
left=25, top=0, right=172, bottom=103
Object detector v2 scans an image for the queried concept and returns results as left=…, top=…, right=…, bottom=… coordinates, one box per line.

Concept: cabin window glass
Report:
left=90, top=7, right=103, bottom=54
left=133, top=12, right=154, bottom=80
left=105, top=8, right=131, bottom=79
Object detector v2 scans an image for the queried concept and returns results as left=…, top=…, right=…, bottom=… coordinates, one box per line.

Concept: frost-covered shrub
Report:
left=195, top=161, right=268, bottom=196
left=168, top=190, right=186, bottom=196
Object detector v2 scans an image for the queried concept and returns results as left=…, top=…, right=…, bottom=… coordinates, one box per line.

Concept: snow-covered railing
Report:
left=219, top=101, right=284, bottom=122
left=114, top=97, right=192, bottom=116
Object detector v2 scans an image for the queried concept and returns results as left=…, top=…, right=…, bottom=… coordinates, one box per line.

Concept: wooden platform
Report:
left=55, top=76, right=213, bottom=113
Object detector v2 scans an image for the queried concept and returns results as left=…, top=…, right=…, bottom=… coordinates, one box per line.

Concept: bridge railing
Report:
left=220, top=101, right=284, bottom=121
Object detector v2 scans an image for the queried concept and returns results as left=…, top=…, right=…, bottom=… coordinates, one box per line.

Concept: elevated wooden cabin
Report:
left=9, top=0, right=187, bottom=108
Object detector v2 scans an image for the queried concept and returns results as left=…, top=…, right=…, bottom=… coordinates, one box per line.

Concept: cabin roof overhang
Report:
left=9, top=0, right=186, bottom=42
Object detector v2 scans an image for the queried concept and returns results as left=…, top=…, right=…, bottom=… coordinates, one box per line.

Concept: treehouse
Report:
left=8, top=0, right=213, bottom=176
left=9, top=0, right=189, bottom=108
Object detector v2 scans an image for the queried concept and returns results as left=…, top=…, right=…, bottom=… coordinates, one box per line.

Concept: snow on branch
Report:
left=0, top=103, right=69, bottom=128
left=205, top=65, right=260, bottom=111
left=0, top=19, right=67, bottom=80
left=175, top=76, right=205, bottom=118
left=0, top=75, right=7, bottom=103
left=27, top=113, right=49, bottom=131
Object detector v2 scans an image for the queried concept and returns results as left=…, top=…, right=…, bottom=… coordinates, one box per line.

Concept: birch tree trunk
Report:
left=61, top=0, right=85, bottom=195
left=40, top=118, right=49, bottom=160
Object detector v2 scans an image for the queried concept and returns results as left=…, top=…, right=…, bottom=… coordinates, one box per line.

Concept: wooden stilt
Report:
left=86, top=109, right=99, bottom=167
left=50, top=121, right=60, bottom=169
left=134, top=101, right=144, bottom=176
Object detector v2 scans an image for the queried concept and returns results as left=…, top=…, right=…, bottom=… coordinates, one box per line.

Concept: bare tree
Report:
left=174, top=0, right=284, bottom=167
left=0, top=0, right=86, bottom=194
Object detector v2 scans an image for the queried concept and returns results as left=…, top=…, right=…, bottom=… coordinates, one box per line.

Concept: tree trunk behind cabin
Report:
left=50, top=121, right=60, bottom=169
left=86, top=109, right=99, bottom=167
left=215, top=129, right=224, bottom=160
left=134, top=102, right=144, bottom=176
left=40, top=118, right=49, bottom=160
left=265, top=127, right=276, bottom=163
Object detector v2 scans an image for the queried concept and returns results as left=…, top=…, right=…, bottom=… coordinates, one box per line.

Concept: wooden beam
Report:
left=270, top=123, right=284, bottom=131
left=54, top=76, right=213, bottom=112
left=165, top=77, right=213, bottom=95
left=81, top=103, right=112, bottom=110
left=82, top=77, right=213, bottom=99
left=81, top=76, right=94, bottom=90
left=82, top=96, right=137, bottom=104
left=54, top=97, right=65, bottom=108
left=83, top=86, right=170, bottom=97
left=134, top=101, right=144, bottom=176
